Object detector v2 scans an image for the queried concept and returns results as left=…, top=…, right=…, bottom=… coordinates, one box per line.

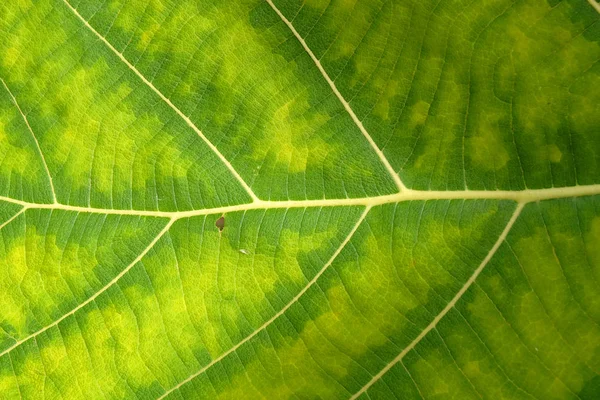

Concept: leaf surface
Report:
left=0, top=0, right=599, bottom=399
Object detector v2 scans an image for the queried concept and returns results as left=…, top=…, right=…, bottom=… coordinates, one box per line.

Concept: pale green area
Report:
left=0, top=210, right=168, bottom=352
left=0, top=0, right=597, bottom=399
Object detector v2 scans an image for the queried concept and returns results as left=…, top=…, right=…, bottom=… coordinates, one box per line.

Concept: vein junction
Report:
left=264, top=0, right=407, bottom=193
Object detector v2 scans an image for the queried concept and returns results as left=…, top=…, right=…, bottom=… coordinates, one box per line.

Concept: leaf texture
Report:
left=0, top=0, right=598, bottom=399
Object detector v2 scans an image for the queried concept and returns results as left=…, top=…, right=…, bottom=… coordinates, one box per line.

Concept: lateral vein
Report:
left=587, top=0, right=600, bottom=14
left=349, top=202, right=525, bottom=399
left=156, top=206, right=372, bottom=399
left=264, top=0, right=407, bottom=193
left=0, top=207, right=25, bottom=231
left=0, top=217, right=175, bottom=360
left=0, top=78, right=57, bottom=203
left=59, top=0, right=259, bottom=202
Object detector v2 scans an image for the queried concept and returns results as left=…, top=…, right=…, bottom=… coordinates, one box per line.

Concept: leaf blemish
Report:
left=215, top=216, right=225, bottom=232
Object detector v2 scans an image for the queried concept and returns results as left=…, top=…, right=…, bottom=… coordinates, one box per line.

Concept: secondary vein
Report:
left=156, top=206, right=372, bottom=400
left=59, top=0, right=260, bottom=203
left=0, top=207, right=25, bottom=231
left=0, top=217, right=176, bottom=360
left=264, top=0, right=408, bottom=193
left=349, top=202, right=525, bottom=399
left=0, top=78, right=58, bottom=203
left=587, top=0, right=600, bottom=14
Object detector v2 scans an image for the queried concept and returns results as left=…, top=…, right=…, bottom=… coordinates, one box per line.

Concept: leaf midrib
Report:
left=1, top=184, right=599, bottom=218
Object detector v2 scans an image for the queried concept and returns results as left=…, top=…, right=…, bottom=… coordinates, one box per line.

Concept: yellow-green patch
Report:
left=0, top=209, right=168, bottom=352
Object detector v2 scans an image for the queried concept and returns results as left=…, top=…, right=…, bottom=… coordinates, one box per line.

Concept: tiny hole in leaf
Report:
left=215, top=216, right=225, bottom=232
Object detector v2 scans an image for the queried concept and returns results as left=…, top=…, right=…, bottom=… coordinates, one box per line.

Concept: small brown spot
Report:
left=215, top=216, right=225, bottom=232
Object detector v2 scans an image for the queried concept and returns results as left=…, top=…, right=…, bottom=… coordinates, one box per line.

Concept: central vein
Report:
left=1, top=185, right=599, bottom=219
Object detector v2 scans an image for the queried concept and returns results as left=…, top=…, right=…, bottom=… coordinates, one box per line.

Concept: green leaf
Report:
left=0, top=0, right=598, bottom=399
